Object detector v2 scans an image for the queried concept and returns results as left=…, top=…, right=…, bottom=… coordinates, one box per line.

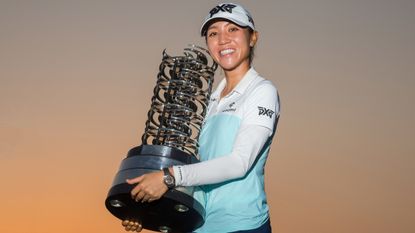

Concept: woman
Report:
left=123, top=3, right=280, bottom=233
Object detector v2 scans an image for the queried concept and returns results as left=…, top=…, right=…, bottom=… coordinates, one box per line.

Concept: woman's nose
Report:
left=218, top=32, right=230, bottom=45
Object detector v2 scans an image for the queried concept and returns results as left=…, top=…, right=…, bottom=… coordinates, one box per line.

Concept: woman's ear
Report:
left=250, top=31, right=258, bottom=47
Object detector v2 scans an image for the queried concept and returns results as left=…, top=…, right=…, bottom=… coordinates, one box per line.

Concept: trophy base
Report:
left=105, top=145, right=205, bottom=233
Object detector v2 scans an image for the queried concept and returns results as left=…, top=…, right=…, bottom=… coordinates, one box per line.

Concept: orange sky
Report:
left=1, top=1, right=414, bottom=233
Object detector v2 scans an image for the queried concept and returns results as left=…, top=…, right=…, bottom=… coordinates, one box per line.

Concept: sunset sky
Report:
left=1, top=0, right=414, bottom=233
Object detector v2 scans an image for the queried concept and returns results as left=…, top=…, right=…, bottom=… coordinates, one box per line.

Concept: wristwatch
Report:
left=162, top=167, right=175, bottom=189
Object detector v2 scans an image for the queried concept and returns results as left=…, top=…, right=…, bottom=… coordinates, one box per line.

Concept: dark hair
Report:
left=247, top=28, right=255, bottom=66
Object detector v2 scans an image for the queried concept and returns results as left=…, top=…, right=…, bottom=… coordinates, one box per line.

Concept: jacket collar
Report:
left=213, top=67, right=258, bottom=99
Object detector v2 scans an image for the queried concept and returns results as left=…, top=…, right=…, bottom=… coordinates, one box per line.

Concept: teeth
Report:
left=220, top=49, right=234, bottom=56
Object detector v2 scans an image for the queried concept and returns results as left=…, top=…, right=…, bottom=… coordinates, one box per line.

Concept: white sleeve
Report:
left=172, top=124, right=272, bottom=186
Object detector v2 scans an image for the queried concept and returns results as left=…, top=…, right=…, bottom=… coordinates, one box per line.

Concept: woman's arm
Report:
left=173, top=124, right=272, bottom=186
left=127, top=123, right=271, bottom=203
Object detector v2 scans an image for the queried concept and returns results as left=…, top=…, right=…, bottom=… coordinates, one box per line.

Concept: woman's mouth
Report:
left=220, top=48, right=235, bottom=56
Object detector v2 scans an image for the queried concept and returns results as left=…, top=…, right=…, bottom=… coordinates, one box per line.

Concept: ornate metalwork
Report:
left=142, top=45, right=217, bottom=158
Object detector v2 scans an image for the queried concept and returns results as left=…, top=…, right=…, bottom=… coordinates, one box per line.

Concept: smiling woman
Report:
left=124, top=3, right=280, bottom=233
left=1, top=0, right=413, bottom=233
left=205, top=20, right=258, bottom=98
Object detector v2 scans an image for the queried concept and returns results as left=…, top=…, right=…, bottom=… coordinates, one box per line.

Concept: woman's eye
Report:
left=229, top=27, right=239, bottom=32
left=208, top=31, right=217, bottom=37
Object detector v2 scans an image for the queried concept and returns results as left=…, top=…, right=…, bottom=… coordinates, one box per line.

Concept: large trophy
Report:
left=105, top=45, right=217, bottom=233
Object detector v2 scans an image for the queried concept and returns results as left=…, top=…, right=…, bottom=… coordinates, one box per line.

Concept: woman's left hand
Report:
left=127, top=171, right=168, bottom=203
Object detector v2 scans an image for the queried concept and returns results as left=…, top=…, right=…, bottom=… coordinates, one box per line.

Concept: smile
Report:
left=220, top=48, right=235, bottom=56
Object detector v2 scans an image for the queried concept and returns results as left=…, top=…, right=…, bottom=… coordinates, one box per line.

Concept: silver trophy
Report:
left=105, top=45, right=217, bottom=233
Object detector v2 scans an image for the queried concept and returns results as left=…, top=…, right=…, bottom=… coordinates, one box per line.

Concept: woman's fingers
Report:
left=126, top=176, right=144, bottom=185
left=122, top=220, right=142, bottom=232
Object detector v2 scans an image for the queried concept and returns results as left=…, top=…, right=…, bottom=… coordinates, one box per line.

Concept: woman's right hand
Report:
left=121, top=219, right=142, bottom=232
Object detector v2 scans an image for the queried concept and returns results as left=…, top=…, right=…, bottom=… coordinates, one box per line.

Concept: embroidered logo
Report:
left=209, top=4, right=237, bottom=17
left=222, top=102, right=236, bottom=112
left=258, top=106, right=274, bottom=118
left=247, top=15, right=254, bottom=24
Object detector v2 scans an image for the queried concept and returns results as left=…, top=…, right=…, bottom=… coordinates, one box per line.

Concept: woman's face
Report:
left=206, top=21, right=256, bottom=73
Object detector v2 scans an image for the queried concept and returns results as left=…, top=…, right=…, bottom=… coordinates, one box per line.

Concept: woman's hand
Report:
left=121, top=219, right=142, bottom=232
left=127, top=171, right=168, bottom=203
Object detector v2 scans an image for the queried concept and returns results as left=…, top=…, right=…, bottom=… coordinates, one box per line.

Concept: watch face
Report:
left=163, top=167, right=175, bottom=188
left=165, top=176, right=174, bottom=186
left=164, top=175, right=175, bottom=188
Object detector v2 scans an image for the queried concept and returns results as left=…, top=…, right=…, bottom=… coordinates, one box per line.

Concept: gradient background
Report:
left=1, top=0, right=414, bottom=233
